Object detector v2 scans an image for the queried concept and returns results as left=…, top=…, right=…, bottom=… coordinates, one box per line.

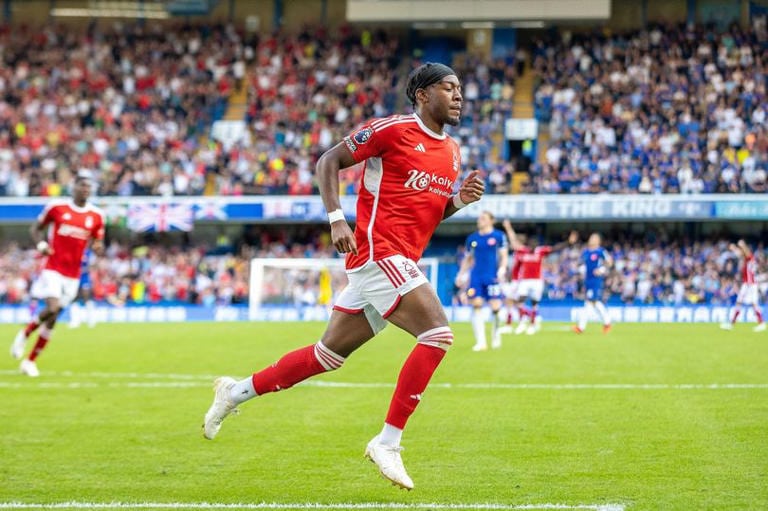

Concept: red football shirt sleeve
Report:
left=37, top=203, right=57, bottom=225
left=536, top=246, right=553, bottom=256
left=343, top=121, right=386, bottom=163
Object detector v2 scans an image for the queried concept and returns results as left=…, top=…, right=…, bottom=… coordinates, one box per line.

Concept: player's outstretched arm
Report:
left=551, top=230, right=579, bottom=252
left=444, top=170, right=484, bottom=219
left=502, top=219, right=526, bottom=251
left=737, top=239, right=752, bottom=258
left=316, top=142, right=359, bottom=255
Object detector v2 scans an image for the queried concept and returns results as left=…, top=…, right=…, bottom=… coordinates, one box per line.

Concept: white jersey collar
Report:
left=412, top=113, right=447, bottom=140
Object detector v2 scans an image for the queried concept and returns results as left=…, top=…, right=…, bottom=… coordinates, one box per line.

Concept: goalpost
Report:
left=249, top=257, right=440, bottom=321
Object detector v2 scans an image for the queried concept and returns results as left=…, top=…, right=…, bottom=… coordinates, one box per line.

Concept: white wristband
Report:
left=327, top=209, right=345, bottom=224
left=36, top=241, right=49, bottom=252
left=452, top=194, right=467, bottom=209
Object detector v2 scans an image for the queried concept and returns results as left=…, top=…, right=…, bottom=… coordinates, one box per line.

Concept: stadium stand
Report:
left=529, top=23, right=767, bottom=194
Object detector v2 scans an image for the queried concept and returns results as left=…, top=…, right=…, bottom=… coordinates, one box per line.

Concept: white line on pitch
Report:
left=0, top=379, right=766, bottom=390
left=0, top=502, right=626, bottom=511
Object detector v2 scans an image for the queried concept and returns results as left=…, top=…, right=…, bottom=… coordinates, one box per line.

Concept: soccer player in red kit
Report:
left=202, top=63, right=485, bottom=490
left=721, top=239, right=765, bottom=332
left=10, top=172, right=105, bottom=376
left=503, top=222, right=577, bottom=335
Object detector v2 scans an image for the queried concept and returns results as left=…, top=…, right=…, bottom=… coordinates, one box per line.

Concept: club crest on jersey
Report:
left=488, top=238, right=497, bottom=246
left=353, top=127, right=373, bottom=145
left=85, top=216, right=93, bottom=229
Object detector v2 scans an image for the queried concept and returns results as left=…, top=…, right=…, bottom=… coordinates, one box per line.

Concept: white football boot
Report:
left=19, top=359, right=40, bottom=378
left=203, top=377, right=238, bottom=439
left=719, top=323, right=733, bottom=331
left=754, top=323, right=766, bottom=332
left=10, top=330, right=27, bottom=360
left=364, top=435, right=414, bottom=490
left=514, top=319, right=529, bottom=335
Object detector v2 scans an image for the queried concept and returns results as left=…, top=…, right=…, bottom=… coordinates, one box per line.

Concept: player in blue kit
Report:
left=455, top=211, right=508, bottom=350
left=68, top=248, right=96, bottom=329
left=573, top=233, right=612, bottom=334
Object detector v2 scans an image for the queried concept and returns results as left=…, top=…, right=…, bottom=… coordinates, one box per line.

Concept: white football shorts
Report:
left=30, top=269, right=80, bottom=307
left=737, top=283, right=759, bottom=305
left=516, top=278, right=545, bottom=302
left=334, top=254, right=429, bottom=334
left=502, top=280, right=520, bottom=301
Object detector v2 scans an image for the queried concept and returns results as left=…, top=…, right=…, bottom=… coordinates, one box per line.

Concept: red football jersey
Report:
left=742, top=254, right=757, bottom=284
left=515, top=246, right=552, bottom=280
left=509, top=252, right=522, bottom=281
left=343, top=114, right=461, bottom=270
left=39, top=200, right=105, bottom=279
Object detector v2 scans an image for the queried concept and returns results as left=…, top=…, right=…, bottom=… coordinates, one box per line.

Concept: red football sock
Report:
left=529, top=309, right=538, bottom=323
left=517, top=306, right=529, bottom=319
left=251, top=343, right=342, bottom=395
left=24, top=320, right=40, bottom=337
left=731, top=309, right=741, bottom=324
left=754, top=307, right=763, bottom=324
left=385, top=344, right=447, bottom=429
left=28, top=334, right=50, bottom=362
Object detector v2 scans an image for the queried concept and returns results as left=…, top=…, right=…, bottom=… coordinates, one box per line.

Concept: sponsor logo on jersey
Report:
left=57, top=223, right=91, bottom=240
left=403, top=169, right=454, bottom=197
left=353, top=127, right=373, bottom=145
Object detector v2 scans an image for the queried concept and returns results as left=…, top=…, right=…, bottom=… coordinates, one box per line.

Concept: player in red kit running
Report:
left=497, top=220, right=525, bottom=336
left=10, top=171, right=105, bottom=376
left=721, top=239, right=765, bottom=332
left=202, top=63, right=485, bottom=490
left=503, top=222, right=577, bottom=335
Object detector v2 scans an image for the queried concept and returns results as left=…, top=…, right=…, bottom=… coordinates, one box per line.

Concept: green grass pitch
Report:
left=0, top=321, right=766, bottom=510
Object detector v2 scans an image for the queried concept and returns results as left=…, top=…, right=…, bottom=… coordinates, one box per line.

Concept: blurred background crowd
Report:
left=0, top=231, right=765, bottom=307
left=0, top=20, right=764, bottom=198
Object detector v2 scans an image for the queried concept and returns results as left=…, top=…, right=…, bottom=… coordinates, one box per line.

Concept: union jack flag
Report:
left=194, top=201, right=228, bottom=220
left=127, top=203, right=194, bottom=232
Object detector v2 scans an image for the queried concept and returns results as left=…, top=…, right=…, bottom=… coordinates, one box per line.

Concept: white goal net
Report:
left=249, top=257, right=440, bottom=321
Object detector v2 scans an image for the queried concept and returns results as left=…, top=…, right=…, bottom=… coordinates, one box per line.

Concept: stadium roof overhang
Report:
left=346, top=0, right=611, bottom=24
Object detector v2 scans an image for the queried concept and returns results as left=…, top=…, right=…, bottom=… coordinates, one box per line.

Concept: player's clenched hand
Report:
left=36, top=240, right=53, bottom=256
left=331, top=221, right=357, bottom=256
left=458, top=170, right=485, bottom=205
left=92, top=240, right=105, bottom=256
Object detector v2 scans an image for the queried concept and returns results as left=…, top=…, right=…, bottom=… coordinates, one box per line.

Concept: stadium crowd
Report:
left=1, top=21, right=764, bottom=197
left=0, top=232, right=765, bottom=307
left=0, top=22, right=241, bottom=197
left=0, top=22, right=517, bottom=197
left=529, top=22, right=768, bottom=194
